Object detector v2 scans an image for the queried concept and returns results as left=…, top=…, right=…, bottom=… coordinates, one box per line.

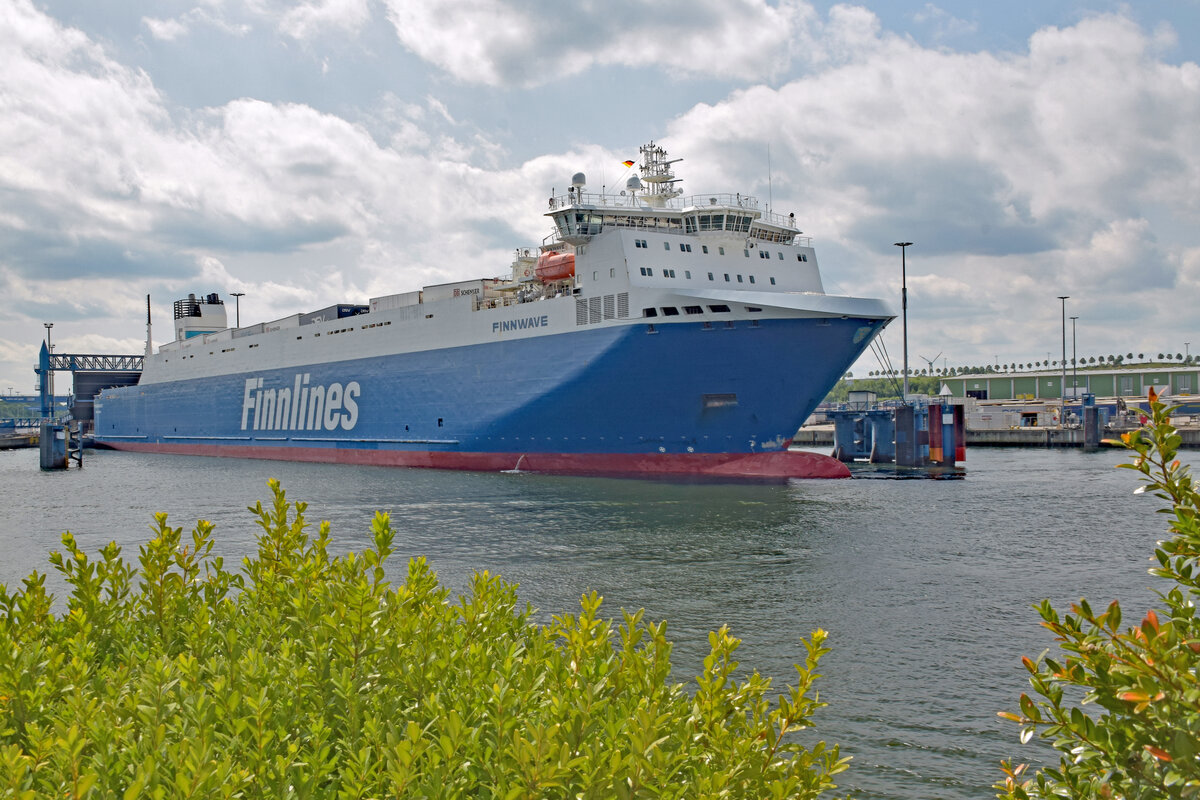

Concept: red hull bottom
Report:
left=98, top=442, right=851, bottom=480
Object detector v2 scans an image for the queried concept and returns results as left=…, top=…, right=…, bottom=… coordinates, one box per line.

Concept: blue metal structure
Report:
left=35, top=342, right=143, bottom=419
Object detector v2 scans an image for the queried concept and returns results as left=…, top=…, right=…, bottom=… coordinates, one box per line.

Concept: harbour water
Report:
left=0, top=445, right=1188, bottom=799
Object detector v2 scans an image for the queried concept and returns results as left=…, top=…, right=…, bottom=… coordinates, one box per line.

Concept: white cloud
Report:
left=664, top=12, right=1200, bottom=254
left=381, top=0, right=820, bottom=87
left=911, top=3, right=978, bottom=41
left=140, top=7, right=252, bottom=41
left=142, top=16, right=189, bottom=42
left=278, top=0, right=372, bottom=40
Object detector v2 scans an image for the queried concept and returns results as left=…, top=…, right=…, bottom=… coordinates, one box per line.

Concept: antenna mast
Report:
left=145, top=294, right=152, bottom=358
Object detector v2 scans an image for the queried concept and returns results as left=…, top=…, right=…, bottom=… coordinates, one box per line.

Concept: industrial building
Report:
left=937, top=365, right=1197, bottom=401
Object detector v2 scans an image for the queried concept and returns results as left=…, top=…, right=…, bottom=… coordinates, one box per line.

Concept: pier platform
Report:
left=794, top=425, right=1200, bottom=448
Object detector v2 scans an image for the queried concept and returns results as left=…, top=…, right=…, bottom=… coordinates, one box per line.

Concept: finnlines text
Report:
left=241, top=375, right=360, bottom=431
left=493, top=315, right=549, bottom=334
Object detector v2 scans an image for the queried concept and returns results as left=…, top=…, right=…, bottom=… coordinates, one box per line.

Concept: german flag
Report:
left=622, top=160, right=635, bottom=168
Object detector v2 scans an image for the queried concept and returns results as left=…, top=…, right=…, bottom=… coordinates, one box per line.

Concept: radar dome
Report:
left=626, top=175, right=643, bottom=191
left=571, top=172, right=586, bottom=188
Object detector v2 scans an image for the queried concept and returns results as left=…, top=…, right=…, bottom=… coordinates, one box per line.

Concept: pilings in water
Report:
left=39, top=421, right=83, bottom=470
left=829, top=403, right=965, bottom=467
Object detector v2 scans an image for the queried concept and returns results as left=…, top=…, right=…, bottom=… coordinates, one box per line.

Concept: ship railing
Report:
left=550, top=191, right=765, bottom=213
left=474, top=291, right=571, bottom=311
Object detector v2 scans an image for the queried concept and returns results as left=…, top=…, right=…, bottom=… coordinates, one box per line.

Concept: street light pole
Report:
left=230, top=292, right=245, bottom=328
left=1070, top=316, right=1079, bottom=401
left=1058, top=296, right=1069, bottom=426
left=894, top=242, right=913, bottom=401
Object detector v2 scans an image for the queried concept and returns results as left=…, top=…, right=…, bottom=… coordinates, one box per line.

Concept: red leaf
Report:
left=1144, top=744, right=1172, bottom=762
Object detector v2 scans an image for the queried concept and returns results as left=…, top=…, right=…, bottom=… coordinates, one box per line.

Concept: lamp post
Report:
left=230, top=292, right=245, bottom=328
left=893, top=242, right=913, bottom=400
left=1070, top=316, right=1079, bottom=401
left=1057, top=296, right=1069, bottom=426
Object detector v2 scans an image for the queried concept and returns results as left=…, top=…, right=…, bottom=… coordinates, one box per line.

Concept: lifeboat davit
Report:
left=535, top=252, right=575, bottom=282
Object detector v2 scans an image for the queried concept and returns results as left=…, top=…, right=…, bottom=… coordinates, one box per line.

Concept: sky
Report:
left=2, top=0, right=1199, bottom=395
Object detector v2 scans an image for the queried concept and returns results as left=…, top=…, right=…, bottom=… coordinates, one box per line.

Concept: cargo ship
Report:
left=95, top=143, right=894, bottom=479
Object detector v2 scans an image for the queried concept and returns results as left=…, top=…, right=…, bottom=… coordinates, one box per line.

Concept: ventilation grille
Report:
left=575, top=293, right=632, bottom=325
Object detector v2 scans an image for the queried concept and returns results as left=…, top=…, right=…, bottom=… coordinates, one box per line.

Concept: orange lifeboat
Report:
left=535, top=252, right=575, bottom=282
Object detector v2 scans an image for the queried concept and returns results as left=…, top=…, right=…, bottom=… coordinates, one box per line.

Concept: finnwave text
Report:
left=493, top=315, right=550, bottom=334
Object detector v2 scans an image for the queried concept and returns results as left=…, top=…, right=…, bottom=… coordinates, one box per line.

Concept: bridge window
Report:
left=749, top=275, right=756, bottom=284
left=701, top=245, right=709, bottom=254
left=643, top=308, right=658, bottom=317
left=663, top=242, right=670, bottom=251
left=661, top=307, right=680, bottom=316
left=684, top=305, right=703, bottom=315
left=770, top=277, right=776, bottom=285
left=708, top=304, right=731, bottom=313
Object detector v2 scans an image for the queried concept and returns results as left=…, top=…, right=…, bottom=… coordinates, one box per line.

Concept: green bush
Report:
left=0, top=480, right=847, bottom=798
left=998, top=394, right=1200, bottom=798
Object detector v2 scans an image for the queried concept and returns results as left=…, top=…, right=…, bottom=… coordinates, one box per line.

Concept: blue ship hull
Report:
left=96, top=316, right=883, bottom=478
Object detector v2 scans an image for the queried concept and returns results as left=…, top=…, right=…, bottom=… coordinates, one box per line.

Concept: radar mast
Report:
left=637, top=141, right=683, bottom=208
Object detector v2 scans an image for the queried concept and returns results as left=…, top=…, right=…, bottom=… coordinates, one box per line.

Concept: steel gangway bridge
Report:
left=35, top=342, right=143, bottom=422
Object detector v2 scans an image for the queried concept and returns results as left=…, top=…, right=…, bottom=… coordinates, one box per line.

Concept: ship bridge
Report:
left=546, top=141, right=806, bottom=247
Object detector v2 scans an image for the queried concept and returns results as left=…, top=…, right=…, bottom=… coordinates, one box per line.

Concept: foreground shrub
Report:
left=0, top=480, right=847, bottom=798
left=998, top=393, right=1200, bottom=798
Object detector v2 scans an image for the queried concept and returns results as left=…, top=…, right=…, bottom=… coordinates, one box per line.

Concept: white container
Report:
left=369, top=291, right=423, bottom=312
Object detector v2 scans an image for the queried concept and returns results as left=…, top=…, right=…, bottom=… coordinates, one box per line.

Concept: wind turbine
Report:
left=919, top=351, right=943, bottom=374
